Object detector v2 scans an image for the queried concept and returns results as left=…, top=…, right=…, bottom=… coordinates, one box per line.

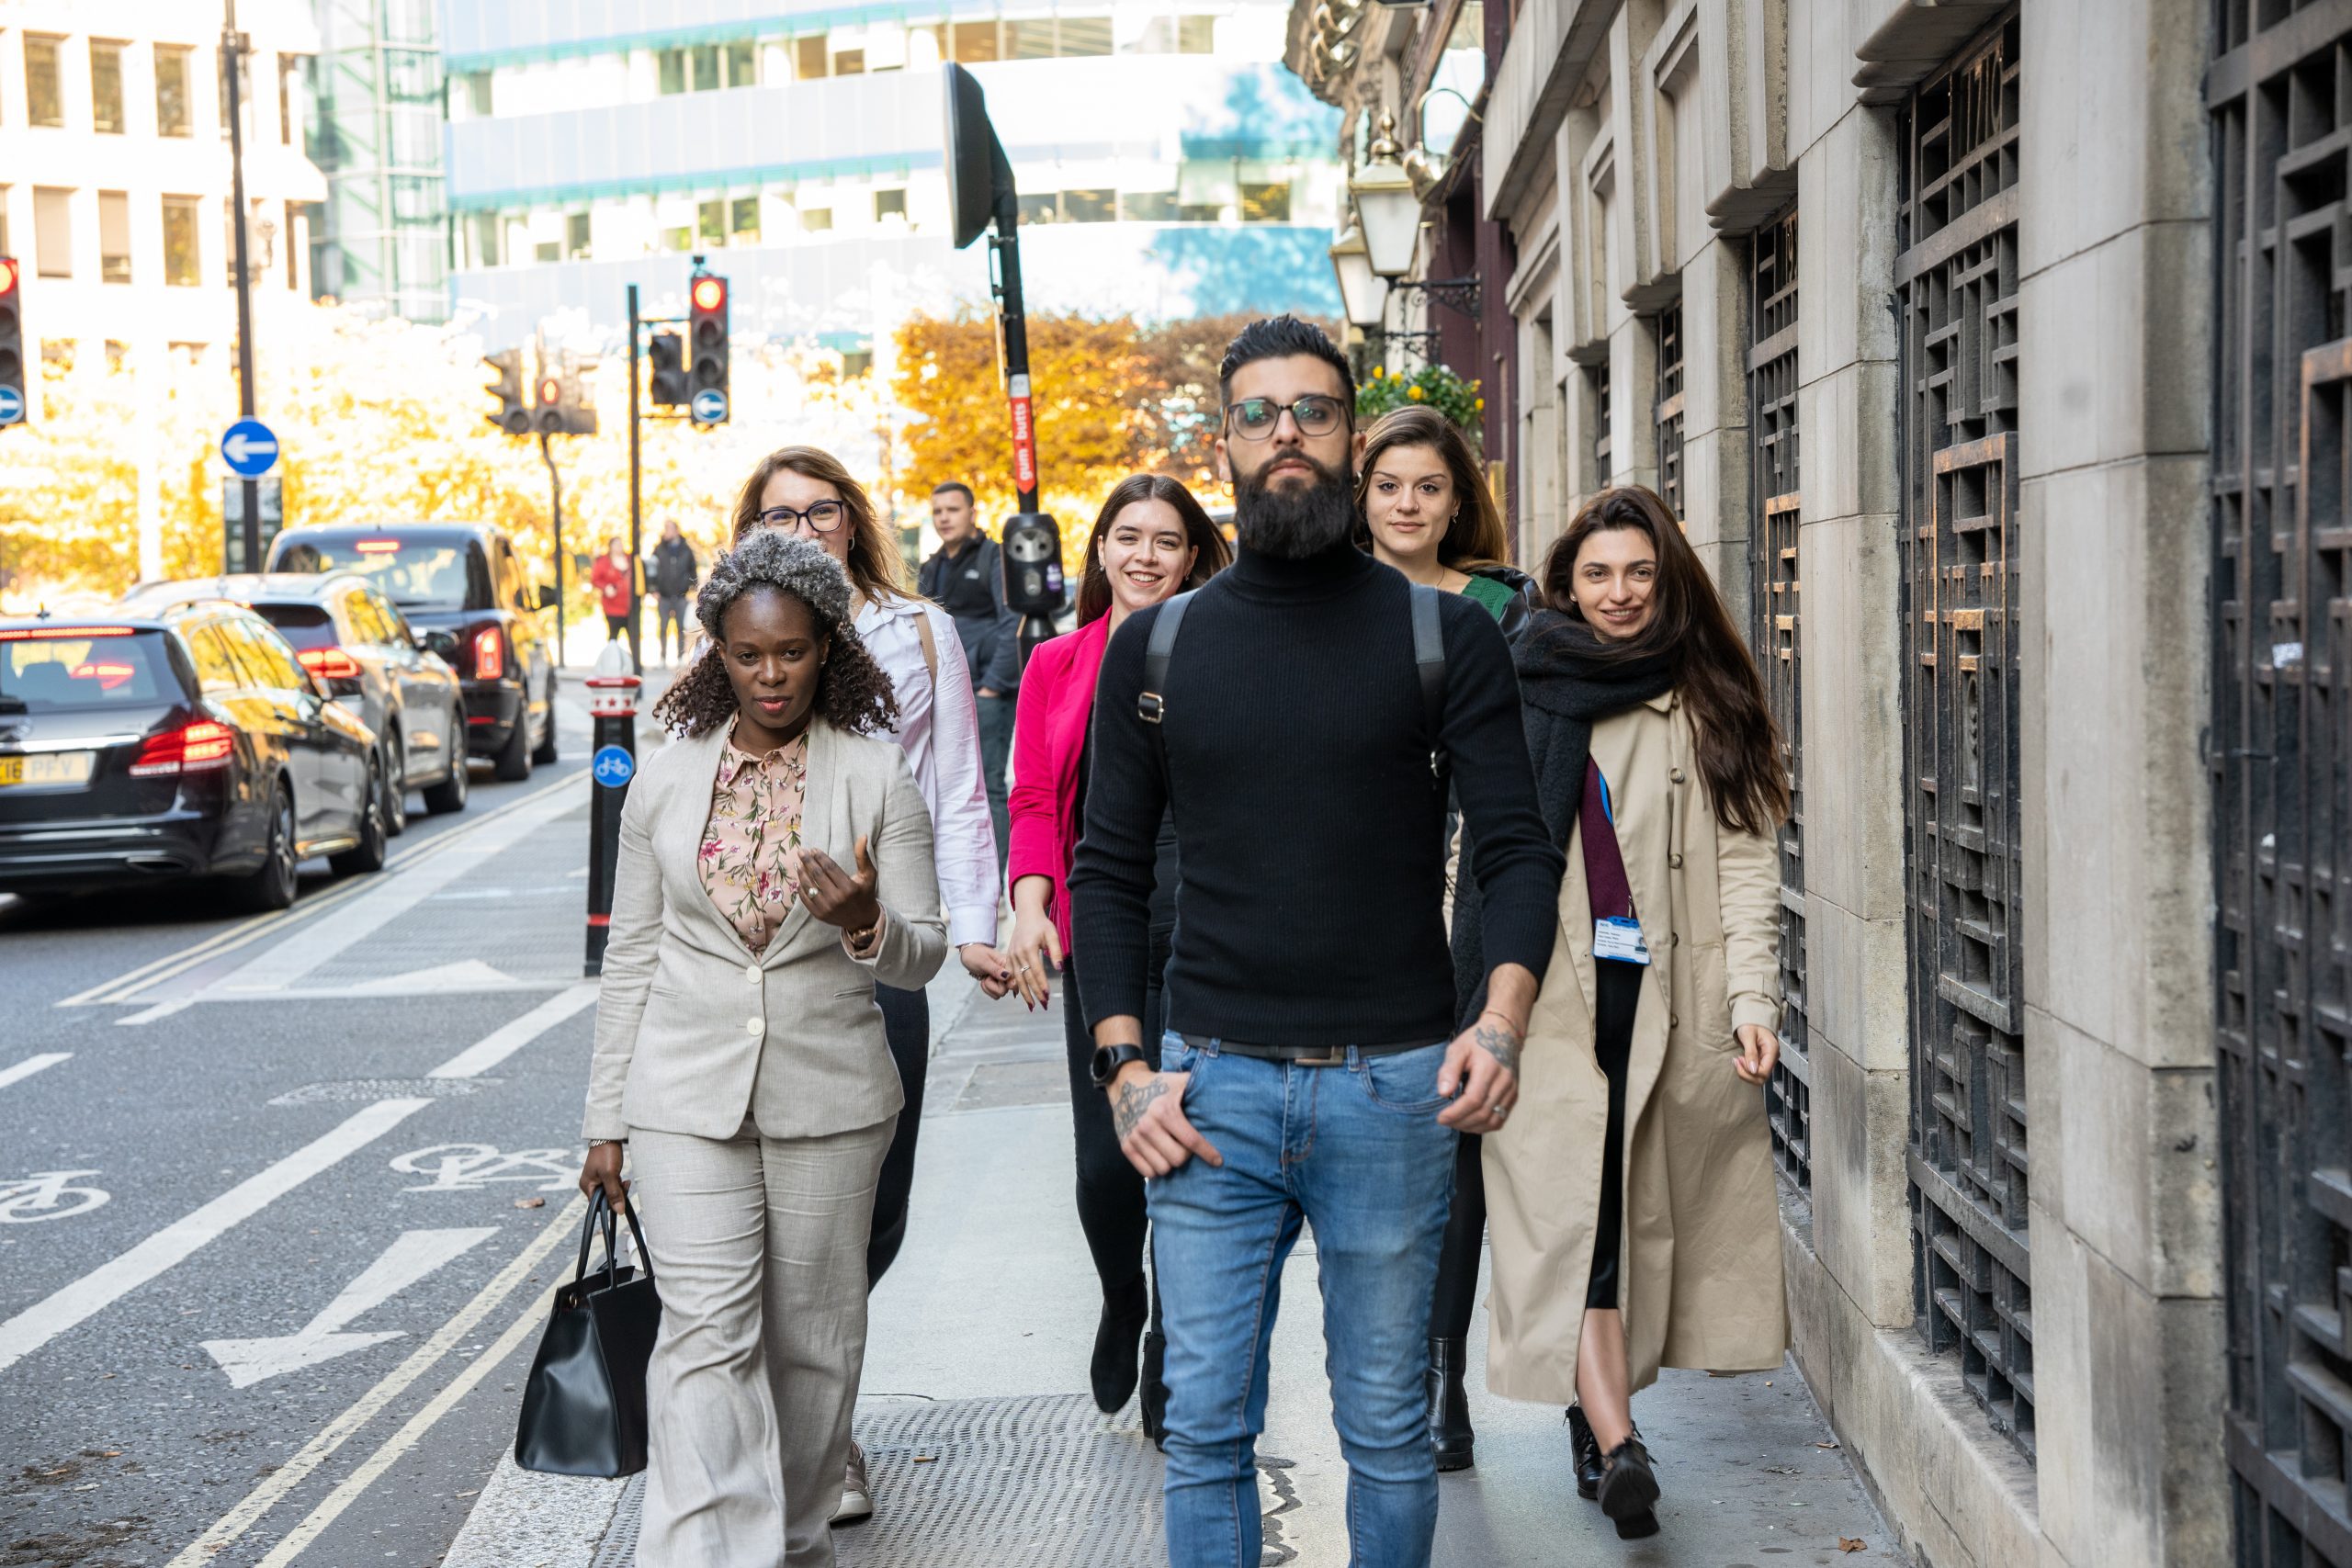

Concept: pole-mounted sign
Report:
left=220, top=418, right=280, bottom=478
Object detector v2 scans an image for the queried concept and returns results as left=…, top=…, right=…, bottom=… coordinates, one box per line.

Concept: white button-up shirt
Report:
left=855, top=593, right=999, bottom=949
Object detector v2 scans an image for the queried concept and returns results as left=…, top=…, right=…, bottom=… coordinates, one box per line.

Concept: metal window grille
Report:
left=1591, top=362, right=1613, bottom=488
left=1748, top=205, right=1809, bottom=1196
left=1654, top=301, right=1685, bottom=517
left=1896, top=6, right=2031, bottom=1462
left=2209, top=5, right=2352, bottom=1562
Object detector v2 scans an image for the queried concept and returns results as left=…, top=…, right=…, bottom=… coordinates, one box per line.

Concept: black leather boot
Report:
left=1566, top=1404, right=1604, bottom=1500
left=1091, top=1277, right=1149, bottom=1414
left=1425, top=1337, right=1476, bottom=1472
left=1596, top=1428, right=1660, bottom=1539
left=1138, top=1330, right=1169, bottom=1448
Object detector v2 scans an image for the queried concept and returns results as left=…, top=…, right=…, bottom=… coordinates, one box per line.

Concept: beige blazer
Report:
left=582, top=716, right=947, bottom=1144
left=1483, top=692, right=1788, bottom=1404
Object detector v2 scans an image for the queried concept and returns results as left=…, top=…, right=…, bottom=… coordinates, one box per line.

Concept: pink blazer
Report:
left=1007, top=615, right=1113, bottom=954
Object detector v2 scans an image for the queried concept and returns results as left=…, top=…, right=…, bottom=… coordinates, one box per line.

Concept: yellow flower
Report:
left=1471, top=379, right=1482, bottom=392
left=1371, top=366, right=1385, bottom=379
left=1475, top=398, right=1486, bottom=412
left=1408, top=385, right=1424, bottom=401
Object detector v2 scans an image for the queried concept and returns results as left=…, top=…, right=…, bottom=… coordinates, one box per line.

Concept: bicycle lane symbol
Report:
left=0, top=1170, right=112, bottom=1223
left=389, top=1145, right=577, bottom=1192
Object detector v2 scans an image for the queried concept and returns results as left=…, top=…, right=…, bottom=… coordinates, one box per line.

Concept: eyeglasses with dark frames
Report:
left=756, top=502, right=847, bottom=534
left=1224, top=395, right=1348, bottom=441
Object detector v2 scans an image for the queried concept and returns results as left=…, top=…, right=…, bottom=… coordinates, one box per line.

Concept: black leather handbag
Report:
left=514, top=1190, right=662, bottom=1477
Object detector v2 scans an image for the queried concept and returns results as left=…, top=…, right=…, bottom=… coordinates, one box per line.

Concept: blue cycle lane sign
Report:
left=592, top=744, right=636, bottom=788
left=0, top=385, right=23, bottom=427
left=220, top=418, right=280, bottom=477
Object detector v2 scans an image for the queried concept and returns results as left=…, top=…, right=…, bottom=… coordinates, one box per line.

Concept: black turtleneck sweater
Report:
left=1069, top=541, right=1563, bottom=1047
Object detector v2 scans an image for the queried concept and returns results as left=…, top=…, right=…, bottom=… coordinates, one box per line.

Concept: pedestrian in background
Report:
left=1069, top=317, right=1564, bottom=1568
left=1003, top=473, right=1230, bottom=1445
left=576, top=530, right=946, bottom=1568
left=733, top=446, right=1013, bottom=1525
left=592, top=536, right=636, bottom=649
left=918, top=482, right=1022, bottom=873
left=650, top=520, right=698, bottom=665
left=1354, top=404, right=1541, bottom=1472
left=1479, top=484, right=1789, bottom=1542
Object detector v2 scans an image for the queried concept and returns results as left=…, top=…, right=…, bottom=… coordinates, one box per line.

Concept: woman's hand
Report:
left=800, top=836, right=883, bottom=933
left=1007, top=900, right=1063, bottom=1010
left=579, top=1142, right=628, bottom=1211
left=961, top=942, right=1015, bottom=998
left=1732, top=1022, right=1781, bottom=1086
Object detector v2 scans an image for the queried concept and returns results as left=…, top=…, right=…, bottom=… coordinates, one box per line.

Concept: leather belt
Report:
left=1181, top=1034, right=1432, bottom=1066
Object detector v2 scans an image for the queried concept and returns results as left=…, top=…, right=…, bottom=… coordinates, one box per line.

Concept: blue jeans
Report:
left=1148, top=1033, right=1458, bottom=1568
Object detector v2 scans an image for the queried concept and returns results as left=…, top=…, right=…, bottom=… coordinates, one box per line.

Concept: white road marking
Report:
left=163, top=1195, right=584, bottom=1568
left=200, top=1227, right=498, bottom=1388
left=114, top=998, right=194, bottom=1028
left=349, top=958, right=517, bottom=992
left=389, top=1145, right=578, bottom=1192
left=0, top=1169, right=109, bottom=1223
left=0, top=1052, right=70, bottom=1090
left=0, top=1098, right=431, bottom=1375
left=427, top=983, right=596, bottom=1078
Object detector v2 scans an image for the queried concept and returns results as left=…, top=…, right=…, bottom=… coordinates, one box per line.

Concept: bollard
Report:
left=583, top=641, right=642, bottom=976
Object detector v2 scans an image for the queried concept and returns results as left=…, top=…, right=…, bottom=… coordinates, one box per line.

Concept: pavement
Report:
left=0, top=662, right=1903, bottom=1567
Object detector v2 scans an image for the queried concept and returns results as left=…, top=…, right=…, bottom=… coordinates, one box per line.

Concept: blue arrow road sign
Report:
left=0, top=386, right=22, bottom=426
left=220, top=418, right=280, bottom=477
left=592, top=745, right=636, bottom=788
left=691, top=389, right=728, bottom=423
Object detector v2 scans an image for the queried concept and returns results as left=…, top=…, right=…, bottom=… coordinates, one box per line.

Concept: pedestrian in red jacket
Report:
left=591, top=538, right=635, bottom=645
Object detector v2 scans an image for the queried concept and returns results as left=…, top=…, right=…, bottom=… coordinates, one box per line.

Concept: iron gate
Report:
left=1896, top=6, right=2032, bottom=1461
left=1748, top=204, right=1810, bottom=1194
left=2209, top=3, right=2352, bottom=1561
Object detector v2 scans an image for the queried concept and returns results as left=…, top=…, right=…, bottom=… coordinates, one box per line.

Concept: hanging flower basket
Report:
left=1357, top=362, right=1484, bottom=436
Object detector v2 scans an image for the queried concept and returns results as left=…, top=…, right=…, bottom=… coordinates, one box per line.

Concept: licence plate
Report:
left=0, top=752, right=96, bottom=788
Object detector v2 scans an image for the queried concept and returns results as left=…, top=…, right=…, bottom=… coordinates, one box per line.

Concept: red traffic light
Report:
left=0, top=257, right=17, bottom=295
left=538, top=376, right=561, bottom=405
left=691, top=276, right=727, bottom=312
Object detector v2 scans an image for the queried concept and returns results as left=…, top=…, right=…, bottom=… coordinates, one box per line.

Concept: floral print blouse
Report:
left=698, top=722, right=808, bottom=956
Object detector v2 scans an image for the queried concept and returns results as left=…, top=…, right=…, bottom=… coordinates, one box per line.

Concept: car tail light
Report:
left=472, top=626, right=505, bottom=681
left=0, top=626, right=135, bottom=640
left=130, top=720, right=236, bottom=777
left=297, top=647, right=364, bottom=682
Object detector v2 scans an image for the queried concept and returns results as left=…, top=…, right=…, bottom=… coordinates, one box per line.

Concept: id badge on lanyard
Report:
left=1591, top=769, right=1653, bottom=966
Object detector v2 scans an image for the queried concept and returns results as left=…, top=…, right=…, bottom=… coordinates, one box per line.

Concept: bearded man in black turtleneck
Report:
left=1069, top=317, right=1563, bottom=1568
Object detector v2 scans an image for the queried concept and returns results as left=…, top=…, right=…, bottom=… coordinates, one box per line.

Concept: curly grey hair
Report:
left=696, top=529, right=853, bottom=643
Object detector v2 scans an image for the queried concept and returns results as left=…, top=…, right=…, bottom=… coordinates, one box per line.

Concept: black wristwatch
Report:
left=1090, top=1043, right=1149, bottom=1089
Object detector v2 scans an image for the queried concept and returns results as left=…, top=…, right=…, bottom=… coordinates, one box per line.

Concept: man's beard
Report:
left=1233, top=451, right=1356, bottom=559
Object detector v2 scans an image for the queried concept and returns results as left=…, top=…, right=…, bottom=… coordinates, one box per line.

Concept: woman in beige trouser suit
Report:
left=578, top=532, right=946, bottom=1567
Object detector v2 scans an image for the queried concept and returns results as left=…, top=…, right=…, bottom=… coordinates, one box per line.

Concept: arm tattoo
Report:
left=1472, top=1020, right=1521, bottom=1076
left=1113, top=1077, right=1168, bottom=1142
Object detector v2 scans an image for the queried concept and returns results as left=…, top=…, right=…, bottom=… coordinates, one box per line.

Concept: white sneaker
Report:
left=831, top=1439, right=873, bottom=1525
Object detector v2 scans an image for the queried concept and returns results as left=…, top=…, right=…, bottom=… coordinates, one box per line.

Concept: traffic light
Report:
left=648, top=330, right=688, bottom=407
left=535, top=350, right=598, bottom=436
left=483, top=347, right=529, bottom=435
left=688, top=271, right=729, bottom=424
left=0, top=257, right=25, bottom=431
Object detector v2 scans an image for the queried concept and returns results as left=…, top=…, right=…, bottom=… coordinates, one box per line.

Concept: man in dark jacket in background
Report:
left=919, top=481, right=1021, bottom=871
left=649, top=520, right=698, bottom=665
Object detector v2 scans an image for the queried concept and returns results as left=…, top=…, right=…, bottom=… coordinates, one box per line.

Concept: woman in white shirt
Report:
left=731, top=445, right=1012, bottom=1525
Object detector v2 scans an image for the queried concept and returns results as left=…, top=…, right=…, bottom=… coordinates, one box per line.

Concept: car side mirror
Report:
left=532, top=585, right=558, bottom=613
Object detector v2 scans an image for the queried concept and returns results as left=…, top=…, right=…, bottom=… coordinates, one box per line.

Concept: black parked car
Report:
left=119, top=571, right=469, bottom=830
left=266, top=523, right=558, bottom=781
left=0, top=603, right=388, bottom=909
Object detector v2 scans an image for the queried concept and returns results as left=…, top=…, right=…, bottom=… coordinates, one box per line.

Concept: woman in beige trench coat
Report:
left=1476, top=485, right=1790, bottom=1541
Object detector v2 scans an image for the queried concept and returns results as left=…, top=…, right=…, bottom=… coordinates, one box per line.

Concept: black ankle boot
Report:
left=1138, top=1330, right=1169, bottom=1448
left=1425, top=1337, right=1476, bottom=1472
left=1566, top=1404, right=1603, bottom=1500
left=1091, top=1278, right=1150, bottom=1413
left=1596, top=1429, right=1660, bottom=1539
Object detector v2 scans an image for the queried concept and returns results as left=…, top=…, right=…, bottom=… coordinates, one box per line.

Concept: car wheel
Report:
left=493, top=705, right=532, bottom=781
left=422, top=748, right=469, bottom=815
left=531, top=674, right=560, bottom=765
left=230, top=784, right=300, bottom=913
left=382, top=732, right=410, bottom=837
left=331, top=758, right=390, bottom=875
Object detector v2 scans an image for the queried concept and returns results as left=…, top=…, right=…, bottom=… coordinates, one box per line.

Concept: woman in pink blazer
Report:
left=1006, top=474, right=1228, bottom=1443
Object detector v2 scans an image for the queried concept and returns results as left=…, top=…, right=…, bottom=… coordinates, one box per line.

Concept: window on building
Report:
left=1060, top=18, right=1113, bottom=55
left=106, top=340, right=129, bottom=371
left=1121, top=190, right=1178, bottom=221
left=277, top=54, right=300, bottom=143
left=725, top=41, right=755, bottom=86
left=662, top=223, right=693, bottom=251
left=800, top=207, right=832, bottom=232
left=99, top=192, right=131, bottom=283
left=1063, top=188, right=1114, bottom=222
left=285, top=200, right=302, bottom=286
left=696, top=199, right=726, bottom=247
left=223, top=198, right=241, bottom=285
left=42, top=340, right=75, bottom=376
left=730, top=197, right=760, bottom=244
left=657, top=50, right=688, bottom=96
left=25, top=36, right=64, bottom=128
left=1239, top=183, right=1292, bottom=222
left=1179, top=16, right=1216, bottom=52
left=875, top=187, right=907, bottom=222
left=461, top=71, right=492, bottom=116
left=535, top=241, right=560, bottom=263
left=163, top=197, right=202, bottom=285
left=91, top=41, right=128, bottom=133
left=170, top=341, right=207, bottom=366
left=566, top=211, right=590, bottom=260
left=951, top=21, right=1001, bottom=62
left=1007, top=19, right=1056, bottom=60
left=842, top=349, right=874, bottom=378
left=156, top=47, right=194, bottom=136
left=469, top=211, right=500, bottom=268
left=833, top=48, right=865, bottom=74
left=1179, top=201, right=1223, bottom=221
left=796, top=38, right=829, bottom=79
left=34, top=188, right=73, bottom=278
left=691, top=45, right=721, bottom=92
left=1019, top=193, right=1058, bottom=225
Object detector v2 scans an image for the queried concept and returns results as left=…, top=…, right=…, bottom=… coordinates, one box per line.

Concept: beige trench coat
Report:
left=1482, top=690, right=1788, bottom=1404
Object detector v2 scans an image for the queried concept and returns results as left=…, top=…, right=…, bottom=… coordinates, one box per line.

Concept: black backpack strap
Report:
left=1409, top=581, right=1448, bottom=780
left=1137, top=590, right=1196, bottom=726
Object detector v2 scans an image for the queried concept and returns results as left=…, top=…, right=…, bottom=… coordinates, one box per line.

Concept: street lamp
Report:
left=1351, top=111, right=1421, bottom=278
left=1329, top=222, right=1386, bottom=329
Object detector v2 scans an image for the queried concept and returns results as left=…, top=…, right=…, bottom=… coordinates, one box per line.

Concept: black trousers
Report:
left=1060, top=943, right=1170, bottom=1300
left=865, top=981, right=929, bottom=1289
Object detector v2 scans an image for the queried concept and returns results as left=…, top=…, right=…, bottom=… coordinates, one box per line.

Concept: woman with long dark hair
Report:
left=1474, top=485, right=1788, bottom=1540
left=730, top=446, right=1011, bottom=1523
left=576, top=531, right=946, bottom=1565
left=1003, top=473, right=1228, bottom=1441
